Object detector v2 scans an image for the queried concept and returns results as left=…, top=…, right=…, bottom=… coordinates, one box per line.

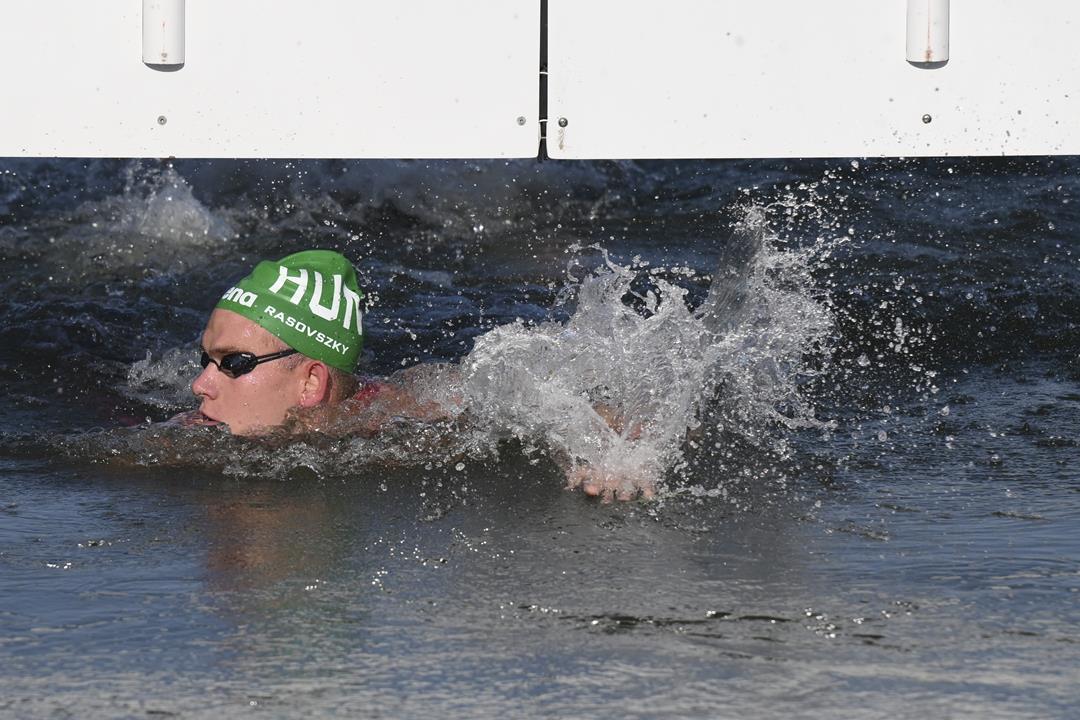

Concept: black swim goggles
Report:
left=199, top=348, right=299, bottom=378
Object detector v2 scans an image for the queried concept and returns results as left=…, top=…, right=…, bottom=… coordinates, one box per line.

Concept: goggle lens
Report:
left=199, top=348, right=298, bottom=378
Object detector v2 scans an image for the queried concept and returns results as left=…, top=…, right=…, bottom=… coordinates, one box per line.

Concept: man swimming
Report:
left=181, top=250, right=649, bottom=500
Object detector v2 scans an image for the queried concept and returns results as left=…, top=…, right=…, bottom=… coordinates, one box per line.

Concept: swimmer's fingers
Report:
left=591, top=485, right=618, bottom=504
left=571, top=469, right=610, bottom=500
left=580, top=476, right=611, bottom=502
left=614, top=479, right=656, bottom=502
left=571, top=467, right=655, bottom=502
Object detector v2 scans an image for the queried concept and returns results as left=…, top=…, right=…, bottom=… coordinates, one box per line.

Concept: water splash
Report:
left=115, top=163, right=231, bottom=241
left=126, top=347, right=201, bottom=412
left=460, top=207, right=836, bottom=497
left=35, top=163, right=235, bottom=284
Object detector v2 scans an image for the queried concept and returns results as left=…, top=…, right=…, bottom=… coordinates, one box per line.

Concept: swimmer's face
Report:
left=192, top=309, right=307, bottom=435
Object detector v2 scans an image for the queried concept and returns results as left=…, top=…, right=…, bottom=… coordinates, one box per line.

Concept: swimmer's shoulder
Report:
left=347, top=365, right=462, bottom=423
left=352, top=375, right=391, bottom=403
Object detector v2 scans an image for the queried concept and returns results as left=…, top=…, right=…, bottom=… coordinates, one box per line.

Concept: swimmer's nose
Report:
left=191, top=363, right=217, bottom=400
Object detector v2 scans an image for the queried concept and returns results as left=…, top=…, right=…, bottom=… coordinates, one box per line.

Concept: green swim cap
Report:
left=216, top=250, right=364, bottom=372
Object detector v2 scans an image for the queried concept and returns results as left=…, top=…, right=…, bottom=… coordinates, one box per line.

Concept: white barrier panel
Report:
left=0, top=1, right=539, bottom=158
left=547, top=0, right=1080, bottom=158
left=5, top=1, right=1080, bottom=159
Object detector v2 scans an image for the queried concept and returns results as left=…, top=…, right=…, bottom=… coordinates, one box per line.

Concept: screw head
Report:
left=921, top=114, right=932, bottom=124
left=557, top=117, right=568, bottom=128
left=157, top=115, right=168, bottom=126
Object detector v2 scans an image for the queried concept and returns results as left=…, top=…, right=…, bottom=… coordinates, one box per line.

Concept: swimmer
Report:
left=173, top=250, right=650, bottom=501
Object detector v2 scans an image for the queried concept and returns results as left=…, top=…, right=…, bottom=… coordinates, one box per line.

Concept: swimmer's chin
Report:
left=214, top=415, right=285, bottom=437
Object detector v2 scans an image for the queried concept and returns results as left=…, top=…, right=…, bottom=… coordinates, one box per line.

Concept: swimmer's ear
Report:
left=298, top=360, right=331, bottom=407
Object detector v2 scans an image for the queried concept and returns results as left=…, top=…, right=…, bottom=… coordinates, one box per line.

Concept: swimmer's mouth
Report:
left=195, top=410, right=223, bottom=426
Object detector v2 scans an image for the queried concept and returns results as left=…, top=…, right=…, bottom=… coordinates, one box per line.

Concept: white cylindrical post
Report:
left=142, top=0, right=185, bottom=69
left=906, top=0, right=949, bottom=65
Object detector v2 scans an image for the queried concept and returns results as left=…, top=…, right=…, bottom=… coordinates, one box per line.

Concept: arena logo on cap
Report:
left=222, top=286, right=258, bottom=307
left=268, top=266, right=363, bottom=333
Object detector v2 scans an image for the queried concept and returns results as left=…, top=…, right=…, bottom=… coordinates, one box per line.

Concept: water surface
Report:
left=1, top=157, right=1078, bottom=718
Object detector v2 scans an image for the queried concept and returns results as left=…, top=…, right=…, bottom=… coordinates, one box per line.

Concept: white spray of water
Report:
left=460, top=207, right=834, bottom=495
left=120, top=165, right=232, bottom=243
left=46, top=165, right=234, bottom=282
left=126, top=347, right=201, bottom=411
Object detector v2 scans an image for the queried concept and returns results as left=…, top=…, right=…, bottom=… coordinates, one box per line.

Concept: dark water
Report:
left=1, top=158, right=1078, bottom=718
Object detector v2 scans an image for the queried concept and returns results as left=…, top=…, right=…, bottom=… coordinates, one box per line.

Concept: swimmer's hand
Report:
left=560, top=403, right=654, bottom=501
left=592, top=403, right=644, bottom=440
left=565, top=465, right=656, bottom=503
